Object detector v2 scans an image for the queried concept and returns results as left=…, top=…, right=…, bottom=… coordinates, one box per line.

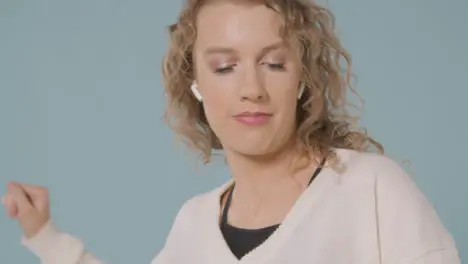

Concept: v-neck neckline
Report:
left=203, top=165, right=335, bottom=264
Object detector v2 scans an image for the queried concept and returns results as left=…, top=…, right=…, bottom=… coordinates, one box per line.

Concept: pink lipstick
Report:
left=233, top=111, right=272, bottom=126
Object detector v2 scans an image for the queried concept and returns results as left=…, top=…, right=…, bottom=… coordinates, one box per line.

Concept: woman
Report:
left=2, top=0, right=460, bottom=263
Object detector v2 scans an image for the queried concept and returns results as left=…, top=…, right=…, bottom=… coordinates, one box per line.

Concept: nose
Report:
left=239, top=68, right=267, bottom=102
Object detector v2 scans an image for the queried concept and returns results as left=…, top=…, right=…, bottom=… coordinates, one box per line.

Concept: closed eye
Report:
left=263, top=62, right=285, bottom=71
left=214, top=65, right=235, bottom=74
left=214, top=63, right=285, bottom=74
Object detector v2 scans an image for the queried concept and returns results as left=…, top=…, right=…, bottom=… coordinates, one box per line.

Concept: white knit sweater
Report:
left=21, top=149, right=460, bottom=264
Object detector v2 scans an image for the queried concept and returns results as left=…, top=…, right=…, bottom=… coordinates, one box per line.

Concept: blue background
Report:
left=1, top=0, right=466, bottom=263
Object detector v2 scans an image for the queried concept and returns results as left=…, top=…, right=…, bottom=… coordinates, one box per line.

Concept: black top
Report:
left=220, top=161, right=325, bottom=259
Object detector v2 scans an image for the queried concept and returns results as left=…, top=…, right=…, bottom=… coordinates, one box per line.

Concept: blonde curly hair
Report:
left=162, top=0, right=384, bottom=165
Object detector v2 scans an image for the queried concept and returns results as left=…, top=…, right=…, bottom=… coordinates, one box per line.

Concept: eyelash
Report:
left=214, top=66, right=235, bottom=74
left=267, top=63, right=285, bottom=70
left=214, top=63, right=285, bottom=75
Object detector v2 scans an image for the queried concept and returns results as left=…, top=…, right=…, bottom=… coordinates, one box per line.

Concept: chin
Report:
left=227, top=139, right=284, bottom=157
left=221, top=127, right=297, bottom=158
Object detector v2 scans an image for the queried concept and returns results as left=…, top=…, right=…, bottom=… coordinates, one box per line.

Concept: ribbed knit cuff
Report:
left=21, top=220, right=63, bottom=260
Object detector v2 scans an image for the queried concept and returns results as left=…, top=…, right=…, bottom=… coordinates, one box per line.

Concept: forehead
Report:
left=195, top=2, right=284, bottom=51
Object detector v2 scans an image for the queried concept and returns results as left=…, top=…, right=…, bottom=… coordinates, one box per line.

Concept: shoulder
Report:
left=334, top=148, right=440, bottom=220
left=333, top=148, right=416, bottom=192
left=334, top=149, right=459, bottom=262
left=335, top=149, right=434, bottom=208
left=171, top=180, right=230, bottom=225
left=334, top=148, right=405, bottom=175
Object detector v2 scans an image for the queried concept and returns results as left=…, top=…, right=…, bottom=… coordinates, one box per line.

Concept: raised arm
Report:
left=2, top=182, right=183, bottom=264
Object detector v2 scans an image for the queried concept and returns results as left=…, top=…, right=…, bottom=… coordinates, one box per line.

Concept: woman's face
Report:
left=193, top=2, right=302, bottom=157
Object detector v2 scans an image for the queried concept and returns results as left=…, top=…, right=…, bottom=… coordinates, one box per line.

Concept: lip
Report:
left=233, top=111, right=272, bottom=126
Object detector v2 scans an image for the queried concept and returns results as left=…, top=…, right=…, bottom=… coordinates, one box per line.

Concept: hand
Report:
left=2, top=182, right=51, bottom=239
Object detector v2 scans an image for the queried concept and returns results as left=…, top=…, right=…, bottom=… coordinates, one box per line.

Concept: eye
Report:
left=262, top=62, right=285, bottom=71
left=214, top=65, right=235, bottom=75
left=268, top=63, right=285, bottom=70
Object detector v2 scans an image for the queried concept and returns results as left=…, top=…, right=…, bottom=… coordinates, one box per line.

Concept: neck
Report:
left=224, top=140, right=311, bottom=198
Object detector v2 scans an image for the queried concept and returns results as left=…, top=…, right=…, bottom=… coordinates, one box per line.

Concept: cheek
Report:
left=199, top=82, right=235, bottom=130
left=265, top=75, right=300, bottom=114
left=275, top=96, right=298, bottom=129
left=203, top=95, right=226, bottom=121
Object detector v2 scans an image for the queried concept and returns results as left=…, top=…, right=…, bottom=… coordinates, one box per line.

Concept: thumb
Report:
left=7, top=183, right=34, bottom=216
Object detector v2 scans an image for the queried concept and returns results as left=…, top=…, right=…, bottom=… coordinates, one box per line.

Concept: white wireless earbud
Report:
left=190, top=81, right=202, bottom=102
left=298, top=82, right=305, bottom=99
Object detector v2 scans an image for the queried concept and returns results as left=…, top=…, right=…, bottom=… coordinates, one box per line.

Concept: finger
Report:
left=8, top=201, right=19, bottom=218
left=7, top=183, right=33, bottom=214
left=15, top=182, right=48, bottom=198
left=14, top=182, right=48, bottom=207
left=17, top=184, right=49, bottom=211
left=2, top=194, right=18, bottom=218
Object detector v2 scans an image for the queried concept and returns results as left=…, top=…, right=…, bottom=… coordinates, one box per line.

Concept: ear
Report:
left=298, top=82, right=305, bottom=99
left=191, top=81, right=203, bottom=102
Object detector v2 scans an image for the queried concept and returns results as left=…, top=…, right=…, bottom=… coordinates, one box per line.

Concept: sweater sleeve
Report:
left=21, top=220, right=108, bottom=264
left=372, top=156, right=461, bottom=264
left=22, top=199, right=194, bottom=264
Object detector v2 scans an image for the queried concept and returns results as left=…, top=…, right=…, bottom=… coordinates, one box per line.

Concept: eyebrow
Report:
left=203, top=41, right=285, bottom=56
